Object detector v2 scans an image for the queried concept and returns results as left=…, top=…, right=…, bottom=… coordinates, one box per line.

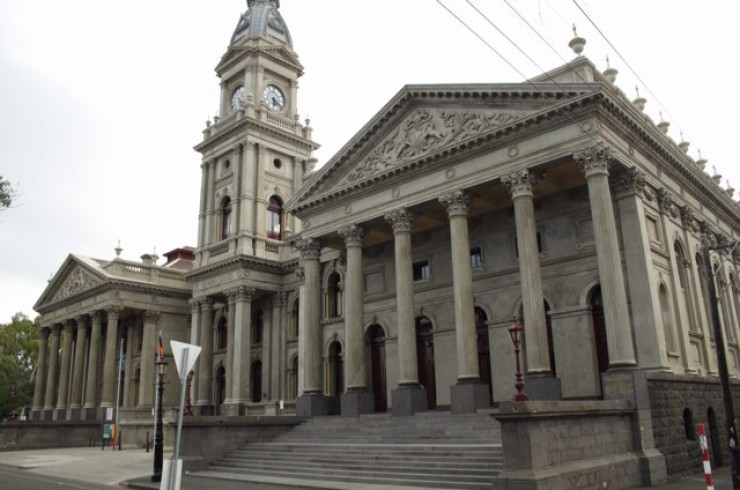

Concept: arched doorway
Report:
left=368, top=325, right=387, bottom=412
left=475, top=307, right=493, bottom=406
left=327, top=341, right=344, bottom=396
left=251, top=360, right=262, bottom=403
left=416, top=316, right=436, bottom=410
left=216, top=366, right=226, bottom=406
left=590, top=285, right=608, bottom=396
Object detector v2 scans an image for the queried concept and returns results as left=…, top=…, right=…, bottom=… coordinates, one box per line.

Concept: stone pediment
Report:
left=35, top=255, right=107, bottom=311
left=216, top=43, right=302, bottom=75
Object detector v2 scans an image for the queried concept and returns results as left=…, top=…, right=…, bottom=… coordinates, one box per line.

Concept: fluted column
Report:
left=101, top=306, right=121, bottom=408
left=232, top=287, right=254, bottom=405
left=32, top=327, right=50, bottom=412
left=69, top=316, right=88, bottom=409
left=575, top=144, right=636, bottom=367
left=339, top=224, right=374, bottom=416
left=270, top=292, right=286, bottom=401
left=44, top=325, right=61, bottom=410
left=385, top=208, right=428, bottom=415
left=83, top=311, right=103, bottom=409
left=139, top=311, right=159, bottom=408
left=224, top=291, right=238, bottom=405
left=295, top=238, right=328, bottom=417
left=440, top=190, right=490, bottom=412
left=196, top=298, right=214, bottom=410
left=123, top=322, right=135, bottom=407
left=56, top=320, right=75, bottom=411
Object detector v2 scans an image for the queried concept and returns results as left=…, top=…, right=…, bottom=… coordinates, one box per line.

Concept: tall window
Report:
left=252, top=309, right=263, bottom=345
left=267, top=195, right=283, bottom=240
left=217, top=316, right=227, bottom=350
left=326, top=272, right=342, bottom=318
left=289, top=299, right=299, bottom=339
left=221, top=196, right=232, bottom=240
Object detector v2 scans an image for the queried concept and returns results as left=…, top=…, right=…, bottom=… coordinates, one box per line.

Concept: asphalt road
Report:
left=0, top=465, right=114, bottom=490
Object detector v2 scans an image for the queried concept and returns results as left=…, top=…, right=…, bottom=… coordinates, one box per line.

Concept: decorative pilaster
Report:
left=44, top=324, right=61, bottom=411
left=501, top=170, right=552, bottom=376
left=338, top=224, right=374, bottom=416
left=32, top=327, right=50, bottom=412
left=295, top=238, right=328, bottom=417
left=69, top=316, right=88, bottom=409
left=575, top=144, right=637, bottom=368
left=139, top=310, right=160, bottom=408
left=101, top=306, right=121, bottom=408
left=83, top=311, right=103, bottom=409
left=196, top=298, right=214, bottom=412
left=439, top=190, right=490, bottom=412
left=385, top=208, right=428, bottom=415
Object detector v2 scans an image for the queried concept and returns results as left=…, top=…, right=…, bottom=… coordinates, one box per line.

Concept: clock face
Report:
left=230, top=86, right=245, bottom=112
left=263, top=84, right=285, bottom=111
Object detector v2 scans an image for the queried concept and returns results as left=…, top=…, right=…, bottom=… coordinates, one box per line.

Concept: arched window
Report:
left=217, top=316, right=227, bottom=350
left=326, top=272, right=342, bottom=318
left=221, top=196, right=232, bottom=240
left=252, top=309, right=263, bottom=345
left=267, top=195, right=283, bottom=240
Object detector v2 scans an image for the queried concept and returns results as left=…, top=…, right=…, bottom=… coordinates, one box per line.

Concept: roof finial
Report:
left=115, top=240, right=122, bottom=257
left=657, top=111, right=670, bottom=134
left=568, top=24, right=586, bottom=56
left=603, top=55, right=618, bottom=83
left=632, top=86, right=646, bottom=112
left=678, top=131, right=690, bottom=153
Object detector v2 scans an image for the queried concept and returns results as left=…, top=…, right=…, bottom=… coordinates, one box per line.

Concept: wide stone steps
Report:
left=202, top=410, right=503, bottom=489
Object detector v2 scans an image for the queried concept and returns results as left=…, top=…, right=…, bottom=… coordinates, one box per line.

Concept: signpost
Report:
left=160, top=341, right=201, bottom=490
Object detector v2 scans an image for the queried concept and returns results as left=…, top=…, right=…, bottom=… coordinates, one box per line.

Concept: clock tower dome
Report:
left=193, top=0, right=318, bottom=265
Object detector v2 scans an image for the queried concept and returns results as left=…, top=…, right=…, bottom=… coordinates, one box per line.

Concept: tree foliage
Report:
left=0, top=313, right=40, bottom=419
left=0, top=176, right=17, bottom=210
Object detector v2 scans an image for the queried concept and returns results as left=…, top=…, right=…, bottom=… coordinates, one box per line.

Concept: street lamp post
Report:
left=508, top=318, right=530, bottom=402
left=701, top=237, right=740, bottom=489
left=151, top=358, right=167, bottom=483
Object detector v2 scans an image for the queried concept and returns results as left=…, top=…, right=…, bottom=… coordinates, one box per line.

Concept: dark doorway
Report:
left=708, top=407, right=723, bottom=468
left=368, top=325, right=387, bottom=412
left=251, top=361, right=262, bottom=403
left=416, top=316, right=436, bottom=410
left=475, top=307, right=493, bottom=406
left=328, top=341, right=344, bottom=396
left=216, top=366, right=226, bottom=406
left=590, top=285, right=608, bottom=397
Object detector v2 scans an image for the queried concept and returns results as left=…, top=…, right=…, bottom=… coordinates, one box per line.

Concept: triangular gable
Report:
left=289, top=83, right=599, bottom=213
left=34, top=254, right=108, bottom=311
left=216, top=43, right=303, bottom=75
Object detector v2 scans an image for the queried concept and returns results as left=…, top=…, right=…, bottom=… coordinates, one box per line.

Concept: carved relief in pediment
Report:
left=50, top=266, right=104, bottom=304
left=341, top=109, right=525, bottom=185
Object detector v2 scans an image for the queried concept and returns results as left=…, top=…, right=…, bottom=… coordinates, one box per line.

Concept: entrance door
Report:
left=416, top=316, right=436, bottom=410
left=251, top=361, right=262, bottom=403
left=369, top=325, right=387, bottom=412
left=475, top=308, right=493, bottom=406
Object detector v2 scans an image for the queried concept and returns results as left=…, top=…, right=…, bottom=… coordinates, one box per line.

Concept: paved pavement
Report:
left=0, top=446, right=733, bottom=489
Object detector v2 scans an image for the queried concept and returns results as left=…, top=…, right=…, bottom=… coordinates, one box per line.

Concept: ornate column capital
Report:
left=438, top=190, right=472, bottom=217
left=51, top=323, right=62, bottom=337
left=574, top=143, right=613, bottom=178
left=40, top=326, right=51, bottom=338
left=680, top=206, right=700, bottom=233
left=199, top=297, right=214, bottom=313
left=295, top=237, right=321, bottom=260
left=295, top=266, right=305, bottom=281
left=611, top=166, right=645, bottom=198
left=105, top=305, right=122, bottom=320
left=338, top=224, right=365, bottom=247
left=190, top=299, right=201, bottom=314
left=76, top=315, right=88, bottom=329
left=273, top=291, right=287, bottom=308
left=64, top=319, right=76, bottom=331
left=144, top=310, right=161, bottom=323
left=502, top=170, right=536, bottom=199
left=384, top=207, right=413, bottom=233
left=235, top=286, right=256, bottom=302
left=656, top=188, right=679, bottom=218
left=91, top=310, right=104, bottom=323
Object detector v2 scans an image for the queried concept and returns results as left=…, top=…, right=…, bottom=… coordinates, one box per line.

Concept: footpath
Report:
left=0, top=446, right=732, bottom=489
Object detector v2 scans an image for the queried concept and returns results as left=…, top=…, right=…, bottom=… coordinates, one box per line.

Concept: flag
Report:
left=158, top=331, right=165, bottom=361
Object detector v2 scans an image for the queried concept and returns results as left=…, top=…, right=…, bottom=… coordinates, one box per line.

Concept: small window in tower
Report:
left=224, top=160, right=231, bottom=172
left=267, top=195, right=283, bottom=240
left=273, top=158, right=282, bottom=169
left=221, top=196, right=233, bottom=240
left=413, top=260, right=430, bottom=281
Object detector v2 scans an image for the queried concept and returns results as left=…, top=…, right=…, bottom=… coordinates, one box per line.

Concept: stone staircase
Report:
left=196, top=410, right=503, bottom=489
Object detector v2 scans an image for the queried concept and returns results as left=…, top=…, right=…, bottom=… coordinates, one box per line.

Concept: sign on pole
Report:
left=169, top=341, right=201, bottom=382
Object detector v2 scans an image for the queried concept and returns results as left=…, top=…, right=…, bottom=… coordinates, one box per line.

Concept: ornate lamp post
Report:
left=508, top=318, right=530, bottom=402
left=151, top=358, right=167, bottom=482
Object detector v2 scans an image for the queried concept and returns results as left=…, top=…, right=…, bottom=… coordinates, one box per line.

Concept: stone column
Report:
left=44, top=325, right=61, bottom=412
left=101, top=306, right=121, bottom=408
left=575, top=144, right=637, bottom=368
left=139, top=311, right=159, bottom=408
left=55, top=320, right=75, bottom=416
left=295, top=238, right=328, bottom=417
left=196, top=298, right=214, bottom=413
left=32, top=327, right=50, bottom=413
left=123, top=322, right=135, bottom=407
left=338, top=224, right=374, bottom=416
left=188, top=300, right=201, bottom=399
left=502, top=169, right=561, bottom=400
left=439, top=190, right=490, bottom=412
left=83, top=311, right=103, bottom=409
left=385, top=208, right=428, bottom=416
left=224, top=290, right=238, bottom=408
left=232, top=287, right=254, bottom=407
left=270, top=292, right=286, bottom=402
left=69, top=316, right=88, bottom=410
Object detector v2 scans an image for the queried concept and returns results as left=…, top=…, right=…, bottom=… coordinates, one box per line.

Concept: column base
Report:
left=221, top=402, right=243, bottom=417
left=525, top=373, right=562, bottom=400
left=296, top=393, right=329, bottom=418
left=197, top=404, right=216, bottom=416
left=391, top=384, right=428, bottom=416
left=67, top=407, right=83, bottom=420
left=341, top=388, right=375, bottom=417
left=450, top=379, right=490, bottom=414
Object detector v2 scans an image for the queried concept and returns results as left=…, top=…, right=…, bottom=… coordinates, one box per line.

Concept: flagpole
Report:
left=114, top=337, right=124, bottom=450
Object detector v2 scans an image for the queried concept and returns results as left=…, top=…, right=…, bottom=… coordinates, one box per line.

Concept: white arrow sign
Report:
left=170, top=340, right=201, bottom=383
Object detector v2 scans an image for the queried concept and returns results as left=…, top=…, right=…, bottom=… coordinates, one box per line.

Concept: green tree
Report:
left=0, top=313, right=40, bottom=419
left=0, top=176, right=18, bottom=210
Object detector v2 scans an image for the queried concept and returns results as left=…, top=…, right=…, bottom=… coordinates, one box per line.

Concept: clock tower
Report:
left=189, top=0, right=318, bottom=415
left=193, top=0, right=318, bottom=265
